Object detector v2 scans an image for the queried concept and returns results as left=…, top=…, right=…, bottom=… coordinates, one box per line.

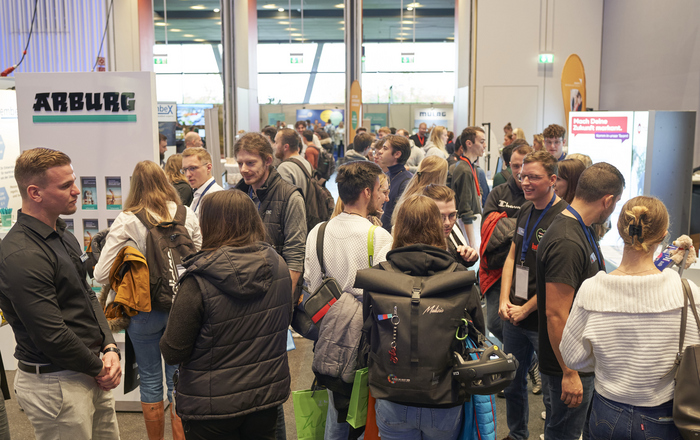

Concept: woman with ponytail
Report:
left=560, top=196, right=700, bottom=440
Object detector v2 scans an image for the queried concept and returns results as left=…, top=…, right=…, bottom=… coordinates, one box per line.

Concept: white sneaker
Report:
left=541, top=411, right=546, bottom=420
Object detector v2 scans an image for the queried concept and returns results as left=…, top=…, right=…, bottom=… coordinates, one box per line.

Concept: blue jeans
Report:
left=588, top=392, right=681, bottom=440
left=374, top=399, right=462, bottom=440
left=128, top=310, right=176, bottom=403
left=484, top=283, right=503, bottom=345
left=325, top=390, right=365, bottom=440
left=541, top=372, right=595, bottom=440
left=502, top=320, right=538, bottom=440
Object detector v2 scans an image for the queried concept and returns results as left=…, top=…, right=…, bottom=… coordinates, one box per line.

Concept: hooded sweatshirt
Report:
left=161, top=242, right=293, bottom=420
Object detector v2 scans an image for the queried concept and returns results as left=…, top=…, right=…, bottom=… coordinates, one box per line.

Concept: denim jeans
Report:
left=183, top=406, right=277, bottom=440
left=374, top=399, right=462, bottom=440
left=484, top=283, right=503, bottom=345
left=325, top=390, right=365, bottom=440
left=502, top=320, right=539, bottom=440
left=541, top=372, right=595, bottom=440
left=128, top=309, right=177, bottom=403
left=588, top=392, right=681, bottom=440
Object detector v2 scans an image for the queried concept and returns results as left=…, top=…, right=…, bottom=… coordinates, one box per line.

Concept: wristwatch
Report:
left=102, top=346, right=121, bottom=360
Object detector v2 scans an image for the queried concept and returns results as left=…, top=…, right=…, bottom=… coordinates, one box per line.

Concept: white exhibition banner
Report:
left=15, top=71, right=158, bottom=250
left=414, top=107, right=454, bottom=132
left=0, top=90, right=22, bottom=218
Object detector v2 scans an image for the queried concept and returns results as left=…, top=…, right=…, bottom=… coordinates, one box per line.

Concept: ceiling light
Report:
left=397, top=32, right=408, bottom=36
left=183, top=34, right=194, bottom=37
left=407, top=2, right=422, bottom=7
left=262, top=4, right=277, bottom=9
left=278, top=21, right=289, bottom=24
left=294, top=37, right=307, bottom=41
left=334, top=3, right=344, bottom=8
left=278, top=7, right=284, bottom=12
left=407, top=7, right=413, bottom=11
left=402, top=20, right=414, bottom=24
left=190, top=5, right=206, bottom=10
left=446, top=36, right=454, bottom=40
left=155, top=22, right=167, bottom=26
left=194, top=39, right=205, bottom=42
left=339, top=27, right=345, bottom=31
left=217, top=21, right=222, bottom=25
left=169, top=28, right=181, bottom=32
left=284, top=27, right=298, bottom=31
left=291, top=33, right=302, bottom=36
left=395, top=37, right=406, bottom=41
left=338, top=20, right=344, bottom=24
left=213, top=8, right=219, bottom=12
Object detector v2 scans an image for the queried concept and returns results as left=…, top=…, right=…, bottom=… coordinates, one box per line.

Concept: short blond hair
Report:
left=182, top=147, right=212, bottom=164
left=15, top=148, right=72, bottom=200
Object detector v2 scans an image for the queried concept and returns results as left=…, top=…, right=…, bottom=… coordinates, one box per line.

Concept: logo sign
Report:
left=153, top=55, right=168, bottom=65
left=157, top=102, right=177, bottom=122
left=290, top=53, right=303, bottom=64
left=538, top=53, right=554, bottom=64
left=31, top=92, right=137, bottom=123
left=571, top=116, right=628, bottom=141
left=401, top=52, right=415, bottom=64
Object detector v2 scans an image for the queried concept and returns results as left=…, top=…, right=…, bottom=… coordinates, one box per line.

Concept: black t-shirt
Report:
left=509, top=199, right=568, bottom=331
left=536, top=213, right=604, bottom=376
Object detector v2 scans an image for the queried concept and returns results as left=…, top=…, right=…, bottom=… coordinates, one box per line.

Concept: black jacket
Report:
left=170, top=243, right=292, bottom=420
left=482, top=175, right=526, bottom=220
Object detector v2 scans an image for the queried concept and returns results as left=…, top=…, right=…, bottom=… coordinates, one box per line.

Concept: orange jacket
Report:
left=479, top=211, right=508, bottom=294
left=104, top=245, right=150, bottom=322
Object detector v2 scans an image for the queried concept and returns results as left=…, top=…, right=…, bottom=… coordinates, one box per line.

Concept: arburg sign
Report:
left=31, top=92, right=137, bottom=123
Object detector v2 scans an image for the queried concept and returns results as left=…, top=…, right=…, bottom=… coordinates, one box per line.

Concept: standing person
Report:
left=425, top=125, right=449, bottom=159
left=543, top=124, right=567, bottom=161
left=498, top=151, right=567, bottom=440
left=532, top=134, right=544, bottom=152
left=182, top=147, right=224, bottom=217
left=493, top=139, right=527, bottom=187
left=338, top=132, right=371, bottom=166
left=274, top=128, right=313, bottom=199
left=305, top=161, right=393, bottom=440
left=184, top=131, right=203, bottom=149
left=410, top=122, right=428, bottom=149
left=536, top=163, right=625, bottom=440
left=479, top=144, right=533, bottom=345
left=422, top=184, right=479, bottom=267
left=0, top=148, right=121, bottom=440
left=161, top=190, right=292, bottom=440
left=391, top=155, right=448, bottom=226
left=302, top=129, right=320, bottom=170
left=335, top=121, right=345, bottom=157
left=165, top=153, right=194, bottom=206
left=451, top=126, right=486, bottom=249
left=561, top=196, right=700, bottom=440
left=555, top=159, right=586, bottom=204
left=159, top=132, right=168, bottom=167
left=374, top=134, right=413, bottom=231
left=94, top=160, right=202, bottom=440
left=397, top=128, right=425, bottom=173
left=332, top=173, right=389, bottom=228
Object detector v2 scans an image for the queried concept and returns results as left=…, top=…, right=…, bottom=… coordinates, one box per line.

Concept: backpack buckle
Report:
left=411, top=288, right=421, bottom=304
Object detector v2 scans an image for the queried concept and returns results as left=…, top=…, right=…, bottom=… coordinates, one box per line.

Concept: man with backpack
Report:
left=305, top=161, right=393, bottom=440
left=275, top=128, right=313, bottom=198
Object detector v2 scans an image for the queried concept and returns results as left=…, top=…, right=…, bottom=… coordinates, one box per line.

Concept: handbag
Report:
left=672, top=278, right=700, bottom=439
left=292, top=388, right=329, bottom=440
left=346, top=367, right=369, bottom=428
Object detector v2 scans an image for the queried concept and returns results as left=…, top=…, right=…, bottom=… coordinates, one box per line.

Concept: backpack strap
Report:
left=172, top=204, right=187, bottom=225
left=317, top=221, right=328, bottom=278
left=379, top=261, right=399, bottom=273
left=288, top=157, right=312, bottom=199
left=410, top=275, right=422, bottom=364
left=666, top=278, right=700, bottom=379
left=134, top=209, right=156, bottom=230
left=367, top=225, right=377, bottom=267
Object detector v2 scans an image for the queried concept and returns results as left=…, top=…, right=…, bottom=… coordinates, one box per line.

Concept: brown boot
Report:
left=141, top=401, right=165, bottom=440
left=170, top=402, right=186, bottom=440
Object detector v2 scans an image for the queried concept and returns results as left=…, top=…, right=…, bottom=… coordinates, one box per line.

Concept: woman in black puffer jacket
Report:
left=161, top=190, right=292, bottom=440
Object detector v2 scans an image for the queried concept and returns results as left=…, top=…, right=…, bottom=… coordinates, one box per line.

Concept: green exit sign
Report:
left=290, top=53, right=303, bottom=64
left=153, top=56, right=168, bottom=65
left=538, top=53, right=554, bottom=64
left=401, top=52, right=415, bottom=64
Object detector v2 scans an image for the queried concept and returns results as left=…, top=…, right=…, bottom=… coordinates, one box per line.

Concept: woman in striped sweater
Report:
left=560, top=196, right=700, bottom=440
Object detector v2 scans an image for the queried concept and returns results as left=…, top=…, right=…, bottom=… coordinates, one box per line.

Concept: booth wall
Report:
left=473, top=0, right=604, bottom=142
left=599, top=0, right=700, bottom=165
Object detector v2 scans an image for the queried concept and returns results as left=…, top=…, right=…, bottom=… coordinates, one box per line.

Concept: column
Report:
left=108, top=0, right=154, bottom=72
left=344, top=0, right=363, bottom=148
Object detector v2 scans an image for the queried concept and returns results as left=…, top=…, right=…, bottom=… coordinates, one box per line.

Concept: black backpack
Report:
left=135, top=205, right=197, bottom=311
left=315, top=146, right=336, bottom=181
left=354, top=260, right=478, bottom=407
left=288, top=158, right=335, bottom=232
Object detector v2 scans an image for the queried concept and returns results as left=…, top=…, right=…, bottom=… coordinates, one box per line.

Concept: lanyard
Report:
left=193, top=179, right=216, bottom=212
left=459, top=156, right=481, bottom=197
left=566, top=205, right=604, bottom=270
left=520, top=192, right=556, bottom=263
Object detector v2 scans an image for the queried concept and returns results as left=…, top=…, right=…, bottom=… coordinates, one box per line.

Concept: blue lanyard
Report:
left=520, top=192, right=556, bottom=263
left=193, top=179, right=216, bottom=212
left=566, top=205, right=604, bottom=270
left=247, top=186, right=261, bottom=209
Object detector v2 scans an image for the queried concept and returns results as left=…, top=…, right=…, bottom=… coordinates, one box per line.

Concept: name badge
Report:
left=517, top=227, right=525, bottom=236
left=590, top=252, right=597, bottom=264
left=80, top=252, right=89, bottom=263
left=515, top=265, right=529, bottom=300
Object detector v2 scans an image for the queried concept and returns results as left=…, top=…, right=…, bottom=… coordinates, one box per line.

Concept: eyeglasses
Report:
left=517, top=173, right=546, bottom=183
left=441, top=212, right=457, bottom=222
left=543, top=139, right=562, bottom=146
left=180, top=163, right=210, bottom=174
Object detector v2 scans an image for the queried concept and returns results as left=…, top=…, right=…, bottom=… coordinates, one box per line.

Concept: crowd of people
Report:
left=0, top=117, right=698, bottom=440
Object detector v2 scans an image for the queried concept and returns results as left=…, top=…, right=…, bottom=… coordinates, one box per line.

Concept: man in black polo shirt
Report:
left=0, top=148, right=121, bottom=439
left=498, top=151, right=567, bottom=440
left=536, top=163, right=624, bottom=440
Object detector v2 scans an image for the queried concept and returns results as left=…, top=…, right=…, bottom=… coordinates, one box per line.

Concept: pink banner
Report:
left=571, top=116, right=628, bottom=136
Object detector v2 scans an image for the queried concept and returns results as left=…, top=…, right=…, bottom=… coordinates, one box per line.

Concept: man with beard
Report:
left=274, top=128, right=313, bottom=198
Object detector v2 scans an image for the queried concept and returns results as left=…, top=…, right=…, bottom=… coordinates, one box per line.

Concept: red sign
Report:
left=571, top=116, right=627, bottom=135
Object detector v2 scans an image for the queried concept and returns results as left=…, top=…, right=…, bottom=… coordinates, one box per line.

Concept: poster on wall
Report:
left=268, top=112, right=286, bottom=126
left=296, top=109, right=344, bottom=127
left=561, top=54, right=587, bottom=125
left=365, top=113, right=387, bottom=133
left=83, top=219, right=99, bottom=250
left=0, top=91, right=22, bottom=219
left=81, top=177, right=97, bottom=210
left=105, top=177, right=122, bottom=210
left=414, top=108, right=453, bottom=132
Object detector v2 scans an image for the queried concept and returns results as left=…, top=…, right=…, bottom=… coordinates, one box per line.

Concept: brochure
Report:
left=83, top=219, right=99, bottom=250
left=105, top=177, right=122, bottom=210
left=81, top=177, right=97, bottom=210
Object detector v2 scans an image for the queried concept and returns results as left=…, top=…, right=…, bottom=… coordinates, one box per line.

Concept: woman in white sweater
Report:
left=560, top=196, right=700, bottom=440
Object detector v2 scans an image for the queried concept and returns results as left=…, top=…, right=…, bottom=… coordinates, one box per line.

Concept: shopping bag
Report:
left=347, top=367, right=369, bottom=428
left=292, top=389, right=328, bottom=440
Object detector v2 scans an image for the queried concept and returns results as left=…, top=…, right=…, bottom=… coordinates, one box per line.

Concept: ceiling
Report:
left=153, top=0, right=455, bottom=45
